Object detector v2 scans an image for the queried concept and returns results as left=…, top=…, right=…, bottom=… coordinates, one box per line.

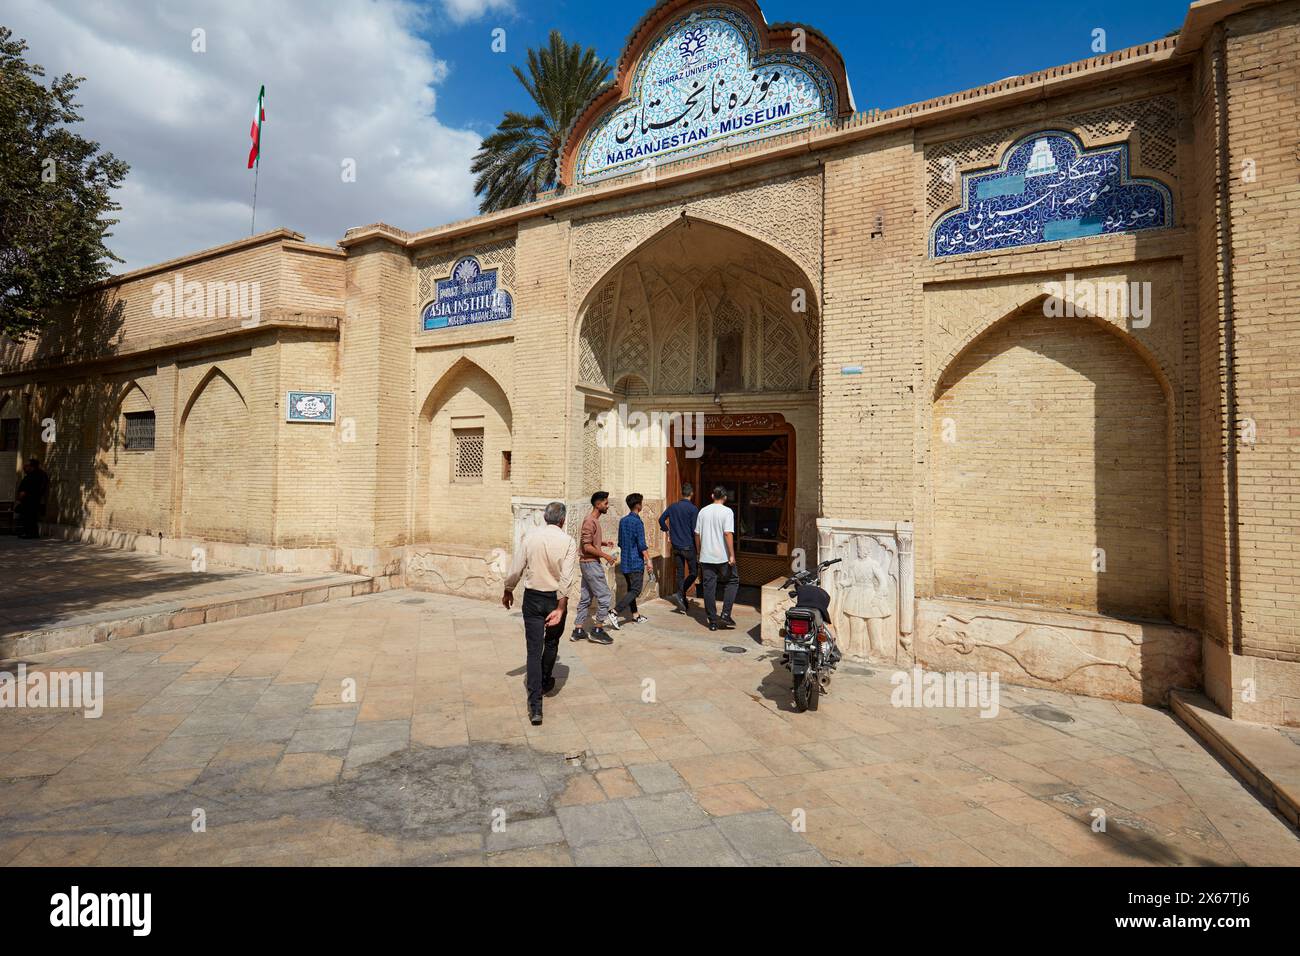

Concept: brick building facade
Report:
left=2, top=0, right=1296, bottom=723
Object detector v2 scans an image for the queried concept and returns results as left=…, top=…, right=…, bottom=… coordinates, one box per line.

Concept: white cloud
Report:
left=441, top=0, right=517, bottom=26
left=5, top=0, right=485, bottom=272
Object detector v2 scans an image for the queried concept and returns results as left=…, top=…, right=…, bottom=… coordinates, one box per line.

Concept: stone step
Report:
left=0, top=574, right=395, bottom=660
left=1171, top=689, right=1300, bottom=829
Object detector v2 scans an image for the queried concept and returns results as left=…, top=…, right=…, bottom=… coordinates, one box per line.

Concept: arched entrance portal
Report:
left=575, top=217, right=819, bottom=595
left=668, top=412, right=797, bottom=587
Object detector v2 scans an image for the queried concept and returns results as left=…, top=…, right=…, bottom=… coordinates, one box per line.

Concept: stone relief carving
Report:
left=928, top=610, right=1141, bottom=683
left=830, top=535, right=896, bottom=661
left=405, top=550, right=504, bottom=600
left=764, top=588, right=794, bottom=640
left=913, top=599, right=1200, bottom=704
left=510, top=497, right=550, bottom=554
left=817, top=519, right=915, bottom=666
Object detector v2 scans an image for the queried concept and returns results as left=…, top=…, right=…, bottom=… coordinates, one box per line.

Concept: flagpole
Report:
left=249, top=85, right=264, bottom=236
left=250, top=160, right=260, bottom=236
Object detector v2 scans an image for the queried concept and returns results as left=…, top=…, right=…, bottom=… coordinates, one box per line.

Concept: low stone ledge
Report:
left=0, top=578, right=373, bottom=660
left=914, top=597, right=1200, bottom=705
left=38, top=524, right=340, bottom=574
left=1172, top=690, right=1300, bottom=829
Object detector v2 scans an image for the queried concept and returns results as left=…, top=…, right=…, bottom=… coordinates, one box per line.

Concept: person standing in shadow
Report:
left=15, top=458, right=49, bottom=540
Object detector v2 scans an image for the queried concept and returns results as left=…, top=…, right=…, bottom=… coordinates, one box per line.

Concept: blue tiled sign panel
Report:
left=575, top=7, right=837, bottom=185
left=930, top=131, right=1173, bottom=258
left=420, top=256, right=513, bottom=331
left=286, top=391, right=335, bottom=423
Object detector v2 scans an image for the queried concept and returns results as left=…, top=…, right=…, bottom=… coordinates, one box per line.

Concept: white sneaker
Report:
left=604, top=613, right=622, bottom=630
left=632, top=614, right=649, bottom=624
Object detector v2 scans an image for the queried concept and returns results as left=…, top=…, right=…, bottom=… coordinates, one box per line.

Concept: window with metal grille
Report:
left=123, top=411, right=156, bottom=451
left=501, top=450, right=512, bottom=481
left=0, top=419, right=17, bottom=452
left=453, top=428, right=484, bottom=482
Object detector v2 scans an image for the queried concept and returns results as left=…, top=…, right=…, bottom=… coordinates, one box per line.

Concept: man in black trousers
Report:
left=659, top=482, right=700, bottom=613
left=502, top=501, right=579, bottom=725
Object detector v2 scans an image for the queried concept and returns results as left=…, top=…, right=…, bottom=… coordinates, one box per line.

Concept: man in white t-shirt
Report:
left=694, top=485, right=739, bottom=631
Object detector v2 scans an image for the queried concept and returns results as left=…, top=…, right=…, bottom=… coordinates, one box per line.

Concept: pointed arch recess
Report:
left=575, top=214, right=818, bottom=394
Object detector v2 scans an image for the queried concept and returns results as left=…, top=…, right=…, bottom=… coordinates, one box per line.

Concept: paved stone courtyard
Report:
left=2, top=586, right=1298, bottom=867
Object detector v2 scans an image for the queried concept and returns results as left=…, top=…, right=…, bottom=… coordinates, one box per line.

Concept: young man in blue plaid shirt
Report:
left=614, top=493, right=651, bottom=624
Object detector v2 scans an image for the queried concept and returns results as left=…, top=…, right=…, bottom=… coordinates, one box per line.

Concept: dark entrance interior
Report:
left=666, top=414, right=796, bottom=604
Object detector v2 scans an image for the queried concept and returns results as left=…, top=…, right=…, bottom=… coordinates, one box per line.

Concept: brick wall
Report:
left=337, top=238, right=413, bottom=553
left=94, top=379, right=159, bottom=533
left=511, top=218, right=572, bottom=498
left=821, top=133, right=919, bottom=521
left=933, top=309, right=1170, bottom=617
left=273, top=334, right=341, bottom=548
left=1219, top=1, right=1300, bottom=663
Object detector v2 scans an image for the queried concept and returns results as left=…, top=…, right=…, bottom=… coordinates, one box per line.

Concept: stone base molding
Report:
left=915, top=597, right=1200, bottom=705
left=1202, top=636, right=1300, bottom=727
left=404, top=543, right=507, bottom=602
left=39, top=523, right=340, bottom=574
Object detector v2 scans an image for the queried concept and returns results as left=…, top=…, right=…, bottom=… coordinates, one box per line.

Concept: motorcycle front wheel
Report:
left=793, top=671, right=820, bottom=712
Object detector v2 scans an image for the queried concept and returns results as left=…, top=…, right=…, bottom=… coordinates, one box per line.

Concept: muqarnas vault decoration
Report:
left=930, top=131, right=1173, bottom=258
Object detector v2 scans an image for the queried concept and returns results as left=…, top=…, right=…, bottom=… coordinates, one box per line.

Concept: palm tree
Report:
left=471, top=30, right=610, bottom=212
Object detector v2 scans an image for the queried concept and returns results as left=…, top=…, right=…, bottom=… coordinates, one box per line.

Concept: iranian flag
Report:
left=247, top=85, right=265, bottom=169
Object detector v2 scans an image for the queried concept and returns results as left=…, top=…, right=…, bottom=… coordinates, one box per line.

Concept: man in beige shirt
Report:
left=503, top=501, right=579, bottom=725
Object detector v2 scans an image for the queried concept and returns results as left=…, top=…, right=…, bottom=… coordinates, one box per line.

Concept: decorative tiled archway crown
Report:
left=559, top=0, right=853, bottom=187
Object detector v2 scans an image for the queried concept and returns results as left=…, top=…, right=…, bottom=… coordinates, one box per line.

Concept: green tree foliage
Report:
left=1, top=26, right=128, bottom=340
left=471, top=30, right=610, bottom=212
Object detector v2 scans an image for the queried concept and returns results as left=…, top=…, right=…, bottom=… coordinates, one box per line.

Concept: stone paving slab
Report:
left=1, top=587, right=1298, bottom=866
left=0, top=537, right=372, bottom=658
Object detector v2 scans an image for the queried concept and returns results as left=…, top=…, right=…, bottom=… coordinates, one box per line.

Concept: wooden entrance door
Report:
left=664, top=413, right=795, bottom=590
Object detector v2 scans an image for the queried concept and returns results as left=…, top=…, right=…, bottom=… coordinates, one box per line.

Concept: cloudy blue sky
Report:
left=6, top=0, right=1187, bottom=272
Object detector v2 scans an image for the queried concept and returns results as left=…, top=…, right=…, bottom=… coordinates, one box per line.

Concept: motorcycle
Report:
left=779, top=558, right=843, bottom=712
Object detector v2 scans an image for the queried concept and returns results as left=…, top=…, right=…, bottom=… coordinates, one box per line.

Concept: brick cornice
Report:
left=0, top=314, right=340, bottom=381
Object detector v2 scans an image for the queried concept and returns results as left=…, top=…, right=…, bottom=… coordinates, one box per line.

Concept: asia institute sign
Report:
left=573, top=7, right=839, bottom=185
left=420, top=256, right=513, bottom=331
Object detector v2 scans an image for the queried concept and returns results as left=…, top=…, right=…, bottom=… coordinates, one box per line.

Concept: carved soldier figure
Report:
left=832, top=535, right=895, bottom=661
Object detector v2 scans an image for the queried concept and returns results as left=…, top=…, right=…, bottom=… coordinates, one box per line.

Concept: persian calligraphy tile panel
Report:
left=930, top=131, right=1173, bottom=258
left=924, top=95, right=1179, bottom=222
